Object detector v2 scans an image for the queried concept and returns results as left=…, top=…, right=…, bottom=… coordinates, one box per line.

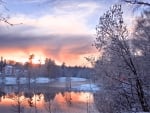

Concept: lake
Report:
left=0, top=77, right=99, bottom=113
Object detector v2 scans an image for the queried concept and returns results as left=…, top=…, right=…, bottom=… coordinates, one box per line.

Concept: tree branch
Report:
left=123, top=0, right=150, bottom=6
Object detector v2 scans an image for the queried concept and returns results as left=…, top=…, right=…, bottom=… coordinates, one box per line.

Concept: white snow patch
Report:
left=19, top=77, right=27, bottom=84
left=71, top=77, right=87, bottom=82
left=73, top=84, right=99, bottom=92
left=5, top=77, right=16, bottom=85
left=36, top=77, right=50, bottom=83
left=57, top=77, right=66, bottom=82
left=30, top=78, right=35, bottom=83
left=57, top=77, right=87, bottom=82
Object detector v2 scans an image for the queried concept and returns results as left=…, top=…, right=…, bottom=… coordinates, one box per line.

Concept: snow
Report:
left=72, top=84, right=99, bottom=92
left=57, top=77, right=87, bottom=82
left=3, top=77, right=87, bottom=84
left=5, top=77, right=16, bottom=85
left=35, top=77, right=50, bottom=83
left=19, top=77, right=27, bottom=84
left=0, top=77, right=100, bottom=92
left=71, top=77, right=87, bottom=82
left=4, top=77, right=53, bottom=84
left=56, top=77, right=66, bottom=82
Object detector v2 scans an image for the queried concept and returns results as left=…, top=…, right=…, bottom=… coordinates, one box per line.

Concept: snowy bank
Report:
left=57, top=77, right=87, bottom=82
left=72, top=84, right=99, bottom=92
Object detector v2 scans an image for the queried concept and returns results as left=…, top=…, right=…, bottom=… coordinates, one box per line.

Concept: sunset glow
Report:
left=0, top=0, right=133, bottom=66
left=0, top=48, right=99, bottom=66
left=0, top=0, right=149, bottom=113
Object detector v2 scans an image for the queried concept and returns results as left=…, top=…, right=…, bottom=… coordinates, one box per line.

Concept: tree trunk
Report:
left=136, top=78, right=149, bottom=112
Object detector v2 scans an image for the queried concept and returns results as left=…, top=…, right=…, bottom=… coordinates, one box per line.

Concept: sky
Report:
left=0, top=0, right=134, bottom=66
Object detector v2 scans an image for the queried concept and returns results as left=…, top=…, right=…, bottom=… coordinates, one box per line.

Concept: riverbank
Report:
left=0, top=77, right=100, bottom=93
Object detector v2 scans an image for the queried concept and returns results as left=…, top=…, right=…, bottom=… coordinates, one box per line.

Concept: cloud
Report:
left=0, top=29, right=95, bottom=53
left=51, top=0, right=100, bottom=15
left=0, top=0, right=113, bottom=66
left=0, top=24, right=97, bottom=65
left=7, top=14, right=94, bottom=35
left=6, top=0, right=102, bottom=34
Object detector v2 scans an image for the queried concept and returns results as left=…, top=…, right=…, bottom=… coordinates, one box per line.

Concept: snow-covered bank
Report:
left=1, top=77, right=87, bottom=85
left=72, top=84, right=99, bottom=92
left=57, top=77, right=87, bottom=82
left=0, top=77, right=100, bottom=92
left=5, top=77, right=16, bottom=85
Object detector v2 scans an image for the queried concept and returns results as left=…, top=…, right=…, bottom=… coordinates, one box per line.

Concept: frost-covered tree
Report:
left=94, top=4, right=150, bottom=112
left=132, top=9, right=150, bottom=108
left=122, top=0, right=150, bottom=6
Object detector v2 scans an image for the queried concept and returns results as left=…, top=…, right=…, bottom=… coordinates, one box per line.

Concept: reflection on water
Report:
left=0, top=90, right=98, bottom=113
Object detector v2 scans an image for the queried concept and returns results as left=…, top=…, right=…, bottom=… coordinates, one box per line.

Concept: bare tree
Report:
left=94, top=4, right=150, bottom=112
left=122, top=0, right=150, bottom=6
left=27, top=54, right=34, bottom=90
left=11, top=76, right=26, bottom=113
left=132, top=9, right=150, bottom=108
left=0, top=0, right=14, bottom=26
left=0, top=57, right=6, bottom=90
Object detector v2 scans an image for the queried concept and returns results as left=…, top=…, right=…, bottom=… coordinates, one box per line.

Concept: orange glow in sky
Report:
left=0, top=48, right=46, bottom=64
left=0, top=0, right=134, bottom=67
left=0, top=47, right=99, bottom=66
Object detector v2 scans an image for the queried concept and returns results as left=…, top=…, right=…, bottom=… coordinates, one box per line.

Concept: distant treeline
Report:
left=0, top=57, right=94, bottom=79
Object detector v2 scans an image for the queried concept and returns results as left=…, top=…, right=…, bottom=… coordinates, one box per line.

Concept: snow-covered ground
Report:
left=72, top=84, right=99, bottom=92
left=1, top=77, right=87, bottom=84
left=19, top=77, right=27, bottom=84
left=35, top=77, right=53, bottom=83
left=5, top=77, right=16, bottom=85
left=57, top=77, right=87, bottom=82
left=1, top=77, right=52, bottom=84
left=0, top=77, right=100, bottom=92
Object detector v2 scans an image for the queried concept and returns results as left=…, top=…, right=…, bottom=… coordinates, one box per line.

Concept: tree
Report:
left=121, top=0, right=150, bottom=13
left=0, top=0, right=14, bottom=26
left=29, top=54, right=34, bottom=65
left=11, top=77, right=26, bottom=113
left=0, top=57, right=6, bottom=90
left=45, top=58, right=61, bottom=78
left=94, top=4, right=149, bottom=112
left=61, top=62, right=66, bottom=77
left=122, top=0, right=150, bottom=6
left=0, top=56, right=6, bottom=73
left=132, top=10, right=150, bottom=108
left=25, top=54, right=34, bottom=89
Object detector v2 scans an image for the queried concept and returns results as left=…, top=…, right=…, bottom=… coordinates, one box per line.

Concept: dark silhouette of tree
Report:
left=0, top=57, right=6, bottom=90
left=61, top=62, right=66, bottom=77
left=29, top=54, right=34, bottom=65
left=45, top=58, right=60, bottom=78
left=0, top=0, right=14, bottom=25
left=26, top=54, right=35, bottom=90
left=0, top=56, right=6, bottom=73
